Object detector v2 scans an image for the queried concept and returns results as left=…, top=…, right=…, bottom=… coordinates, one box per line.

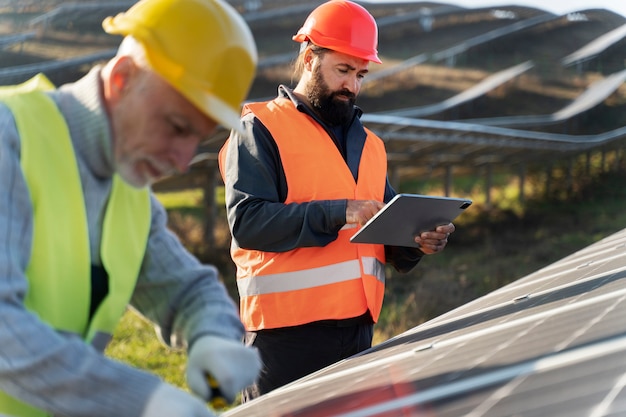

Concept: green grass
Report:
left=106, top=309, right=188, bottom=388
left=107, top=167, right=626, bottom=395
left=154, top=188, right=205, bottom=209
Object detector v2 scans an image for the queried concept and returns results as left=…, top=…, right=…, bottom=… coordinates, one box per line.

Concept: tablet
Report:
left=349, top=193, right=472, bottom=248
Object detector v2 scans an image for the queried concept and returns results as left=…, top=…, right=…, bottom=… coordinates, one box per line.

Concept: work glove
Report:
left=140, top=383, right=217, bottom=417
left=186, top=335, right=261, bottom=403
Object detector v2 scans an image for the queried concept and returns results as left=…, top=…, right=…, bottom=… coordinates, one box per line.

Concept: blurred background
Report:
left=2, top=0, right=626, bottom=390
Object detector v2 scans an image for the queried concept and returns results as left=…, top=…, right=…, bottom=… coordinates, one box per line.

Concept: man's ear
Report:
left=106, top=55, right=136, bottom=101
left=303, top=48, right=315, bottom=72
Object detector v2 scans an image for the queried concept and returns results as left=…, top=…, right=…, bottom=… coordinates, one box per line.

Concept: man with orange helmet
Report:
left=219, top=0, right=456, bottom=400
left=0, top=0, right=260, bottom=416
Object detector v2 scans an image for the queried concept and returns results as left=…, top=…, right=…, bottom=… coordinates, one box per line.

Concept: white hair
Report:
left=116, top=35, right=150, bottom=68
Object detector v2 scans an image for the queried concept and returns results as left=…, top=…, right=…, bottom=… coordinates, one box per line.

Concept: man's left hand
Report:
left=414, top=222, right=455, bottom=255
left=186, top=335, right=261, bottom=403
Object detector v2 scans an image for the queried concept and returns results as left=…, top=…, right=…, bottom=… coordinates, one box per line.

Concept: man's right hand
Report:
left=346, top=199, right=385, bottom=226
left=141, top=383, right=217, bottom=417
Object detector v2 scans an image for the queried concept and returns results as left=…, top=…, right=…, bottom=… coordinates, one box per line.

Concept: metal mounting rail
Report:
left=0, top=49, right=116, bottom=85
left=562, top=23, right=626, bottom=66
left=0, top=32, right=36, bottom=48
left=461, top=68, right=626, bottom=128
left=377, top=61, right=534, bottom=118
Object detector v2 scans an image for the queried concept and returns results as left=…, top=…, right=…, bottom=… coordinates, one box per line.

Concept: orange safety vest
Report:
left=220, top=97, right=388, bottom=330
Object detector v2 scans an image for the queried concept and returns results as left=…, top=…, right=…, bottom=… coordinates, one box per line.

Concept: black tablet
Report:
left=349, top=193, right=472, bottom=248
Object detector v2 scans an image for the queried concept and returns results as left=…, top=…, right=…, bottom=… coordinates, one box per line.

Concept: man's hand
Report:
left=186, top=335, right=261, bottom=403
left=141, top=383, right=217, bottom=417
left=346, top=200, right=385, bottom=226
left=414, top=222, right=455, bottom=254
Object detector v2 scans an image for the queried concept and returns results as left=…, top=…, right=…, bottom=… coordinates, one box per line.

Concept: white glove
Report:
left=140, top=383, right=217, bottom=417
left=186, top=335, right=261, bottom=402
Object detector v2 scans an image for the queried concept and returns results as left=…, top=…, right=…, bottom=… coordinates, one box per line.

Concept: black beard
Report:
left=307, top=66, right=356, bottom=127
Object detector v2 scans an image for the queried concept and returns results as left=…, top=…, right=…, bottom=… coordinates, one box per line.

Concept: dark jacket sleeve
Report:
left=222, top=113, right=347, bottom=252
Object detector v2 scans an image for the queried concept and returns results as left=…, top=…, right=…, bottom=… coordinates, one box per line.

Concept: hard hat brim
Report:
left=292, top=33, right=382, bottom=64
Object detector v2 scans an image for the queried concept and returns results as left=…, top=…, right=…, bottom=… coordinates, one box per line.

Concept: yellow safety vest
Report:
left=220, top=97, right=387, bottom=331
left=0, top=74, right=151, bottom=417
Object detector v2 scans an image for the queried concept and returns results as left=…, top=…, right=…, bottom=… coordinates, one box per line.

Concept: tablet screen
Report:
left=349, top=194, right=472, bottom=247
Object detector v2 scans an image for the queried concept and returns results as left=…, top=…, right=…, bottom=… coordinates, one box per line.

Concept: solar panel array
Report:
left=223, top=228, right=626, bottom=416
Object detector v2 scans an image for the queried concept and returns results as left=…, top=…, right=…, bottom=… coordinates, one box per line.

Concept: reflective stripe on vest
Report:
left=224, top=98, right=387, bottom=330
left=237, top=257, right=385, bottom=296
left=0, top=74, right=151, bottom=417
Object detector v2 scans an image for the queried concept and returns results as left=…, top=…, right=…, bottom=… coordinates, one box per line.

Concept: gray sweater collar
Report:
left=52, top=66, right=114, bottom=179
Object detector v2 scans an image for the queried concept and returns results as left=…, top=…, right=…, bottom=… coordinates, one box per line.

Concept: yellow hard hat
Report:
left=102, top=0, right=257, bottom=131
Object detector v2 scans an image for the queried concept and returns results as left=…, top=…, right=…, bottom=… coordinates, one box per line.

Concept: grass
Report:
left=106, top=164, right=626, bottom=402
left=106, top=309, right=188, bottom=387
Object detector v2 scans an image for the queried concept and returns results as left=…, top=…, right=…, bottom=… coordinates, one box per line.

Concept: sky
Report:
left=368, top=0, right=626, bottom=18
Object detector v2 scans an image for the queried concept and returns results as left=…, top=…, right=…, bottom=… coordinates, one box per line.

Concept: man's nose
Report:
left=343, top=75, right=360, bottom=94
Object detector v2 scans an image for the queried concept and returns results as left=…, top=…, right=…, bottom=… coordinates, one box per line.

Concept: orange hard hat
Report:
left=292, top=0, right=382, bottom=64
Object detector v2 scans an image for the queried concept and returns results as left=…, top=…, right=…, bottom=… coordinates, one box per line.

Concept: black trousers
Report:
left=242, top=317, right=373, bottom=402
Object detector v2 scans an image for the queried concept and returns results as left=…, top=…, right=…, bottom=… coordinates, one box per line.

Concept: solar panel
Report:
left=223, top=228, right=626, bottom=417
